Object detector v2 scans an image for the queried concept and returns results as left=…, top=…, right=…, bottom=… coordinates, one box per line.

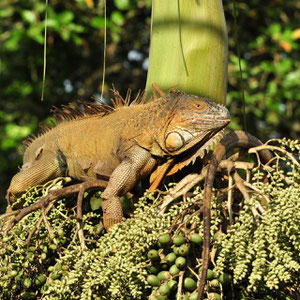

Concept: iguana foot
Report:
left=102, top=196, right=123, bottom=231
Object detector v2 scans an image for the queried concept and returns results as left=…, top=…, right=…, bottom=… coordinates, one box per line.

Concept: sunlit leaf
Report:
left=269, top=23, right=281, bottom=36
left=261, top=61, right=275, bottom=72
left=68, top=23, right=85, bottom=33
left=58, top=11, right=74, bottom=24
left=61, top=28, right=71, bottom=41
left=45, top=18, right=59, bottom=29
left=27, top=26, right=44, bottom=44
left=111, top=11, right=124, bottom=26
left=5, top=123, right=32, bottom=140
left=5, top=30, right=24, bottom=51
left=91, top=16, right=105, bottom=28
left=292, top=29, right=300, bottom=39
left=0, top=8, right=13, bottom=18
left=21, top=10, right=37, bottom=24
left=114, top=0, right=131, bottom=10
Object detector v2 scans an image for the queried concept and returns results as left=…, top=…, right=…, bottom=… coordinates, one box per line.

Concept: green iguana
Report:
left=7, top=89, right=230, bottom=230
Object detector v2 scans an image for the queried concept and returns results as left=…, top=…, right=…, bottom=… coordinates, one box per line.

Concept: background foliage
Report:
left=0, top=0, right=299, bottom=201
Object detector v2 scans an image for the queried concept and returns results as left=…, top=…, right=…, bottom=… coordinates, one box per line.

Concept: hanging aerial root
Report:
left=196, top=130, right=274, bottom=300
left=26, top=201, right=55, bottom=245
left=76, top=183, right=89, bottom=251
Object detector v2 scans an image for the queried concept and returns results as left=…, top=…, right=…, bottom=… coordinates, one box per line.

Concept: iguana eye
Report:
left=193, top=101, right=206, bottom=111
left=35, top=146, right=44, bottom=160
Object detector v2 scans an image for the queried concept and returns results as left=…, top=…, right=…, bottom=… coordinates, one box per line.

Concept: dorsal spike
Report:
left=140, top=89, right=147, bottom=104
left=49, top=119, right=56, bottom=128
left=131, top=90, right=141, bottom=106
left=22, top=87, right=146, bottom=151
left=110, top=85, right=126, bottom=108
left=131, top=89, right=148, bottom=106
left=152, top=82, right=165, bottom=99
left=124, top=89, right=132, bottom=106
left=81, top=98, right=113, bottom=115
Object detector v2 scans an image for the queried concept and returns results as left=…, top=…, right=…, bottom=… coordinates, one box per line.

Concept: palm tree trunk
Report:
left=146, top=0, right=228, bottom=105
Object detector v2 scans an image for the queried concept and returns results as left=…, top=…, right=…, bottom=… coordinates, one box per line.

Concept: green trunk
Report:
left=146, top=0, right=228, bottom=105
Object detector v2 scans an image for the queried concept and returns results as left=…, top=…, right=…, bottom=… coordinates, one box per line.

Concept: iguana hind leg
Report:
left=101, top=146, right=157, bottom=230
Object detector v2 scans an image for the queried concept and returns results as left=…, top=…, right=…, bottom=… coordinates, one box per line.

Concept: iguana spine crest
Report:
left=23, top=87, right=147, bottom=150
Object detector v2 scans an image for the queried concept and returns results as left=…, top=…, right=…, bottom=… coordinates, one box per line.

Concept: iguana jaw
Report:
left=164, top=116, right=230, bottom=156
left=165, top=125, right=228, bottom=176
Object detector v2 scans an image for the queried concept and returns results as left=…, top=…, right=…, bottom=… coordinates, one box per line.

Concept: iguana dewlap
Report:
left=7, top=91, right=230, bottom=230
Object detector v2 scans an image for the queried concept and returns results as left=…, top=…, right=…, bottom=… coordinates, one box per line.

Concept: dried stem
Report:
left=176, top=271, right=185, bottom=300
left=77, top=185, right=86, bottom=251
left=249, top=144, right=300, bottom=167
left=26, top=202, right=55, bottom=245
left=2, top=179, right=108, bottom=235
left=41, top=206, right=57, bottom=245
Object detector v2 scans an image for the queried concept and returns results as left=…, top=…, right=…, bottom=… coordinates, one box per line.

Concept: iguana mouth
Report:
left=198, top=119, right=230, bottom=149
left=188, top=123, right=228, bottom=161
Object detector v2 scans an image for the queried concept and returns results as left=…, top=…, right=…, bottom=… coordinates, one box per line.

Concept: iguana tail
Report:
left=197, top=130, right=273, bottom=300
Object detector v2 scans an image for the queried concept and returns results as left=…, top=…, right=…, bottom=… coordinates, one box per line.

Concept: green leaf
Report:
left=114, top=0, right=131, bottom=10
left=90, top=197, right=102, bottom=211
left=267, top=81, right=278, bottom=96
left=5, top=30, right=24, bottom=51
left=67, top=23, right=85, bottom=33
left=0, top=8, right=13, bottom=18
left=283, top=71, right=300, bottom=87
left=269, top=23, right=281, bottom=35
left=27, top=26, right=43, bottom=44
left=34, top=2, right=46, bottom=13
left=72, top=34, right=82, bottom=45
left=45, top=19, right=59, bottom=30
left=5, top=123, right=32, bottom=140
left=261, top=61, right=275, bottom=72
left=61, top=28, right=71, bottom=41
left=21, top=10, right=37, bottom=24
left=281, top=29, right=293, bottom=42
left=1, top=139, right=17, bottom=150
left=58, top=11, right=74, bottom=24
left=4, top=80, right=33, bottom=96
left=111, top=11, right=124, bottom=26
left=277, top=58, right=292, bottom=74
left=91, top=16, right=105, bottom=28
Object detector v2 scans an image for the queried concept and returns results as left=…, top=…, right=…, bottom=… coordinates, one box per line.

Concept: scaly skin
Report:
left=197, top=130, right=273, bottom=300
left=7, top=91, right=230, bottom=230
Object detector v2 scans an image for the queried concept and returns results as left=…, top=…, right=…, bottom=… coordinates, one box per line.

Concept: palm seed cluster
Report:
left=0, top=138, right=299, bottom=299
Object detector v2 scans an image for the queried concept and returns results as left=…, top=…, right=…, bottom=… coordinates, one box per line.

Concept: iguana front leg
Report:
left=101, top=146, right=157, bottom=230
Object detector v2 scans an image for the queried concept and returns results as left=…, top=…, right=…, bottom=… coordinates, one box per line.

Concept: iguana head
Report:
left=154, top=92, right=230, bottom=158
